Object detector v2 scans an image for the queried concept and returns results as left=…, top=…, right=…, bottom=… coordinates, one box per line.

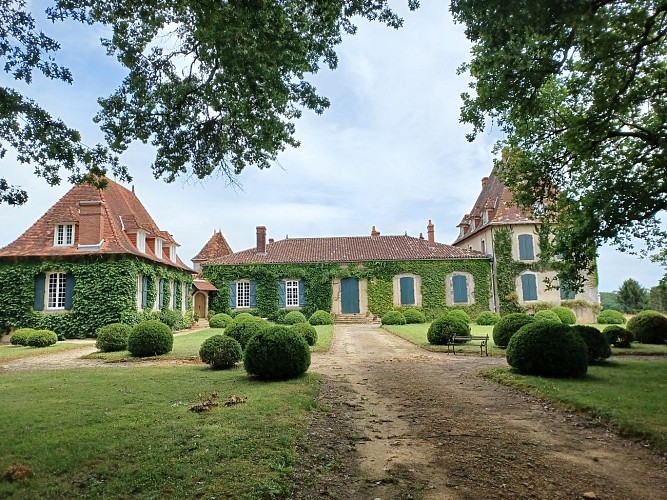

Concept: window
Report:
left=141, top=275, right=149, bottom=309
left=560, top=285, right=575, bottom=300
left=54, top=223, right=75, bottom=246
left=137, top=231, right=146, bottom=253
left=47, top=272, right=67, bottom=309
left=182, top=282, right=188, bottom=312
left=169, top=245, right=177, bottom=262
left=399, top=276, right=415, bottom=305
left=169, top=280, right=175, bottom=308
left=481, top=239, right=486, bottom=255
left=285, top=280, right=299, bottom=307
left=237, top=281, right=250, bottom=308
left=155, top=239, right=163, bottom=258
left=137, top=274, right=143, bottom=309
left=518, top=234, right=535, bottom=261
left=521, top=274, right=538, bottom=301
left=452, top=275, right=468, bottom=303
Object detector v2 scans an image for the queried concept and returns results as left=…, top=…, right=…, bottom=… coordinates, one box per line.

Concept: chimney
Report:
left=481, top=176, right=488, bottom=189
left=269, top=238, right=274, bottom=244
left=427, top=220, right=435, bottom=246
left=78, top=200, right=105, bottom=246
left=256, top=226, right=267, bottom=254
left=371, top=225, right=380, bottom=238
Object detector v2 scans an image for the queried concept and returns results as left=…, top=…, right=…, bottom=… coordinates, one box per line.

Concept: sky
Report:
left=1, top=1, right=664, bottom=292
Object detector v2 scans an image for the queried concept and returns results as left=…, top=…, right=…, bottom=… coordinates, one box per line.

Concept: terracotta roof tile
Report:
left=193, top=279, right=218, bottom=292
left=192, top=231, right=233, bottom=262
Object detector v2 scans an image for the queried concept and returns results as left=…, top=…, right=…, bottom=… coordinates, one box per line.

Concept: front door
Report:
left=194, top=292, right=207, bottom=318
left=341, top=277, right=360, bottom=314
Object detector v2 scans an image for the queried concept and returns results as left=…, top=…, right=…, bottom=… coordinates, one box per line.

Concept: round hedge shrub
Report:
left=233, top=312, right=255, bottom=320
left=492, top=313, right=536, bottom=348
left=534, top=310, right=562, bottom=323
left=403, top=308, right=426, bottom=324
left=597, top=309, right=626, bottom=324
left=96, top=323, right=131, bottom=352
left=207, top=309, right=217, bottom=320
left=603, top=325, right=634, bottom=348
left=427, top=316, right=470, bottom=345
left=446, top=309, right=471, bottom=323
left=10, top=328, right=37, bottom=346
left=159, top=309, right=180, bottom=329
left=26, top=330, right=58, bottom=348
left=199, top=334, right=242, bottom=369
left=225, top=316, right=269, bottom=349
left=550, top=306, right=577, bottom=325
left=475, top=311, right=500, bottom=326
left=283, top=311, right=307, bottom=325
left=127, top=320, right=173, bottom=357
left=209, top=313, right=234, bottom=329
left=506, top=322, right=588, bottom=378
left=309, top=310, right=333, bottom=325
left=244, top=326, right=311, bottom=380
left=572, top=325, right=611, bottom=363
left=291, top=323, right=318, bottom=346
left=626, top=310, right=667, bottom=344
left=381, top=311, right=407, bottom=325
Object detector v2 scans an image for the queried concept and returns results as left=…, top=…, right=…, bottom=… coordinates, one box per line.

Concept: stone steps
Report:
left=333, top=313, right=380, bottom=325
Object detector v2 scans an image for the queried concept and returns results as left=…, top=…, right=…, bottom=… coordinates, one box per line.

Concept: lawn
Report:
left=382, top=323, right=505, bottom=356
left=482, top=360, right=667, bottom=452
left=0, top=366, right=318, bottom=499
left=0, top=342, right=94, bottom=362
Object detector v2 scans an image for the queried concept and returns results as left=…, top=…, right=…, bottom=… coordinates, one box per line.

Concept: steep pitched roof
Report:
left=192, top=230, right=232, bottom=263
left=0, top=179, right=192, bottom=271
left=204, top=234, right=486, bottom=266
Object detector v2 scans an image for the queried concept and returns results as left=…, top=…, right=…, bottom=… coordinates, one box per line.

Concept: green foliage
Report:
left=617, top=279, right=649, bottom=314
left=597, top=309, right=626, bottom=325
left=207, top=309, right=217, bottom=320
left=572, top=325, right=611, bottom=363
left=648, top=282, right=667, bottom=314
left=308, top=310, right=333, bottom=326
left=381, top=310, right=406, bottom=325
left=26, top=330, right=58, bottom=348
left=244, top=326, right=311, bottom=380
left=600, top=291, right=622, bottom=311
left=198, top=335, right=242, bottom=369
left=10, top=328, right=35, bottom=346
left=550, top=306, right=576, bottom=325
left=291, top=323, right=318, bottom=347
left=225, top=316, right=269, bottom=349
left=506, top=322, right=588, bottom=378
left=209, top=313, right=234, bottom=329
left=475, top=311, right=500, bottom=325
left=603, top=325, right=634, bottom=348
left=626, top=310, right=667, bottom=344
left=446, top=309, right=470, bottom=324
left=492, top=313, right=535, bottom=348
left=159, top=308, right=183, bottom=330
left=403, top=308, right=426, bottom=324
left=283, top=311, right=307, bottom=325
left=127, top=320, right=173, bottom=357
left=534, top=310, right=561, bottom=323
left=427, top=316, right=470, bottom=345
left=96, top=323, right=131, bottom=352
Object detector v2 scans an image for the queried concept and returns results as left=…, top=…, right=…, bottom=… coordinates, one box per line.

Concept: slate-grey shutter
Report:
left=249, top=281, right=257, bottom=308
left=142, top=276, right=148, bottom=308
left=34, top=273, right=45, bottom=311
left=159, top=279, right=164, bottom=308
left=64, top=272, right=75, bottom=310
left=298, top=280, right=306, bottom=306
left=521, top=274, right=538, bottom=301
left=229, top=281, right=236, bottom=308
left=452, top=275, right=468, bottom=303
left=279, top=281, right=286, bottom=308
left=518, top=235, right=534, bottom=260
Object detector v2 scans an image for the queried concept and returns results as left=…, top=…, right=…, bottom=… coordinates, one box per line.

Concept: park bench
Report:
left=446, top=334, right=489, bottom=356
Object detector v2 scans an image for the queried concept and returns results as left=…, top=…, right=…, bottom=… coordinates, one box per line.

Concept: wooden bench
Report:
left=446, top=334, right=489, bottom=356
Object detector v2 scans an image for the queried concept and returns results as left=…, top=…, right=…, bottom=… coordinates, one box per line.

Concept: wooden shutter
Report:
left=64, top=272, right=75, bottom=310
left=249, top=281, right=257, bottom=308
left=142, top=276, right=148, bottom=308
left=298, top=280, right=306, bottom=306
left=452, top=275, right=468, bottom=303
left=229, top=281, right=236, bottom=308
left=33, top=273, right=45, bottom=311
left=400, top=277, right=415, bottom=305
left=521, top=274, right=538, bottom=301
left=518, top=235, right=534, bottom=260
left=279, top=280, right=286, bottom=307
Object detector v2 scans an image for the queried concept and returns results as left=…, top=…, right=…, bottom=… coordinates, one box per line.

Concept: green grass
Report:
left=586, top=324, right=667, bottom=355
left=0, top=342, right=94, bottom=362
left=312, top=325, right=333, bottom=352
left=0, top=366, right=318, bottom=499
left=382, top=323, right=505, bottom=356
left=482, top=360, right=667, bottom=452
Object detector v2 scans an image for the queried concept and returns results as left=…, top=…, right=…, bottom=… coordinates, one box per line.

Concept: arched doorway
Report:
left=194, top=291, right=207, bottom=319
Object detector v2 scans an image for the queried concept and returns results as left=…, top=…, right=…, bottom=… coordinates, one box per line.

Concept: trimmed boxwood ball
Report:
left=127, top=320, right=173, bottom=357
left=26, top=330, right=58, bottom=348
left=292, top=322, right=318, bottom=346
left=475, top=311, right=500, bottom=326
left=96, top=323, right=131, bottom=352
left=506, top=322, right=588, bottom=378
left=550, top=306, right=577, bottom=325
left=225, top=316, right=269, bottom=349
left=427, top=316, right=470, bottom=345
left=603, top=325, right=634, bottom=348
left=283, top=311, right=307, bottom=325
left=10, top=328, right=37, bottom=346
left=199, top=335, right=242, bottom=369
left=403, top=308, right=426, bottom=324
left=207, top=309, right=217, bottom=319
left=381, top=311, right=406, bottom=325
left=572, top=325, right=611, bottom=363
left=244, top=326, right=311, bottom=380
left=597, top=309, right=626, bottom=324
left=534, top=310, right=562, bottom=323
left=493, top=313, right=535, bottom=348
left=309, top=310, right=333, bottom=325
left=446, top=309, right=470, bottom=323
left=626, top=310, right=667, bottom=344
left=233, top=312, right=255, bottom=320
left=209, top=313, right=234, bottom=329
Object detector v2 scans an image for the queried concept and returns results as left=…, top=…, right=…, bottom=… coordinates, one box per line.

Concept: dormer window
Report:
left=169, top=245, right=176, bottom=262
left=155, top=238, right=163, bottom=258
left=137, top=230, right=146, bottom=253
left=54, top=223, right=75, bottom=246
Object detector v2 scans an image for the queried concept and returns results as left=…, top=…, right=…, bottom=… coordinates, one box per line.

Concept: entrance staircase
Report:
left=333, top=313, right=380, bottom=325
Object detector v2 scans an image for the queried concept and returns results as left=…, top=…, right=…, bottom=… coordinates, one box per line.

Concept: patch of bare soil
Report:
left=295, top=325, right=667, bottom=499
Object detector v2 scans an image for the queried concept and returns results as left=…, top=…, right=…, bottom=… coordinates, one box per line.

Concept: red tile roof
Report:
left=193, top=279, right=218, bottom=292
left=192, top=230, right=232, bottom=262
left=203, top=234, right=486, bottom=266
left=0, top=179, right=192, bottom=271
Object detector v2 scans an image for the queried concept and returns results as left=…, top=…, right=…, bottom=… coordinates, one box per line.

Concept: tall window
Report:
left=285, top=280, right=299, bottom=306
left=136, top=274, right=143, bottom=309
left=54, top=224, right=75, bottom=246
left=481, top=239, right=486, bottom=255
left=47, top=272, right=67, bottom=309
left=169, top=245, right=177, bottom=262
left=137, top=231, right=146, bottom=253
left=560, top=285, right=575, bottom=300
left=155, top=239, right=163, bottom=258
left=237, top=281, right=250, bottom=308
left=518, top=234, right=535, bottom=261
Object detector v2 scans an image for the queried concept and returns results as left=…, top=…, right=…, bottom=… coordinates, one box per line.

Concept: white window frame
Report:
left=236, top=281, right=250, bottom=308
left=285, top=280, right=300, bottom=307
left=169, top=279, right=174, bottom=309
left=169, top=245, right=177, bottom=262
left=137, top=230, right=146, bottom=253
left=137, top=274, right=143, bottom=309
left=46, top=271, right=67, bottom=310
left=54, top=223, right=75, bottom=247
left=155, top=238, right=163, bottom=259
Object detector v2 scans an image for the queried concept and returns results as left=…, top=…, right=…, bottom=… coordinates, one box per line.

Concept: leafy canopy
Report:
left=451, top=0, right=667, bottom=288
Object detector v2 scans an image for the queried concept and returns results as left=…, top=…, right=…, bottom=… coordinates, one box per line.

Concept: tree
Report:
left=616, top=278, right=648, bottom=314
left=1, top=0, right=418, bottom=205
left=648, top=281, right=667, bottom=313
left=450, top=0, right=667, bottom=289
left=599, top=291, right=621, bottom=311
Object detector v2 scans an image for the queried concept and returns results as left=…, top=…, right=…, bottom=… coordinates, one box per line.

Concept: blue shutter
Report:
left=249, top=281, right=257, bottom=308
left=279, top=281, right=286, bottom=308
left=453, top=275, right=468, bottom=303
left=229, top=281, right=236, bottom=308
left=142, top=276, right=148, bottom=308
left=298, top=280, right=306, bottom=306
left=173, top=280, right=178, bottom=308
left=159, top=279, right=164, bottom=308
left=64, top=272, right=75, bottom=310
left=518, top=235, right=534, bottom=260
left=521, top=274, right=538, bottom=301
left=400, top=277, right=415, bottom=305
left=34, top=273, right=45, bottom=311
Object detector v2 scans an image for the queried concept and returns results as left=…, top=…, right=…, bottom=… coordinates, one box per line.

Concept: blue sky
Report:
left=1, top=1, right=663, bottom=292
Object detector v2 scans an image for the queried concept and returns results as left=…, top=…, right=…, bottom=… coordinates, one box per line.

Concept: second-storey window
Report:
left=137, top=231, right=146, bottom=253
left=155, top=239, right=163, bottom=258
left=54, top=223, right=75, bottom=246
left=47, top=272, right=67, bottom=309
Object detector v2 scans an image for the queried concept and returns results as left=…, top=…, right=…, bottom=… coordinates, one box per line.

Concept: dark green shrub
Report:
left=291, top=323, right=318, bottom=346
left=381, top=311, right=406, bottom=325
left=26, top=330, right=58, bottom=348
left=403, top=308, right=426, bottom=324
left=475, top=311, right=500, bottom=325
left=207, top=309, right=217, bottom=320
left=96, top=323, right=131, bottom=352
left=199, top=335, right=242, bottom=369
left=597, top=310, right=626, bottom=324
left=626, top=310, right=667, bottom=344
left=209, top=313, right=234, bottom=329
left=572, top=325, right=611, bottom=363
left=427, top=316, right=470, bottom=345
left=225, top=316, right=269, bottom=349
left=308, top=310, right=333, bottom=326
left=10, top=328, right=36, bottom=346
left=493, top=313, right=535, bottom=348
left=446, top=309, right=470, bottom=323
left=159, top=309, right=181, bottom=329
left=127, top=320, right=173, bottom=357
left=534, top=310, right=562, bottom=323
left=550, top=306, right=577, bottom=325
left=283, top=311, right=307, bottom=325
left=232, top=312, right=255, bottom=320
left=244, top=326, right=311, bottom=380
left=506, top=322, right=588, bottom=378
left=232, top=310, right=260, bottom=318
left=603, top=325, right=634, bottom=348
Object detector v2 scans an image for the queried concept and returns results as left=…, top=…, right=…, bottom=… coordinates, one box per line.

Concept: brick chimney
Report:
left=481, top=176, right=488, bottom=189
left=371, top=225, right=380, bottom=238
left=78, top=200, right=105, bottom=246
left=256, top=226, right=267, bottom=254
left=427, top=220, right=435, bottom=246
